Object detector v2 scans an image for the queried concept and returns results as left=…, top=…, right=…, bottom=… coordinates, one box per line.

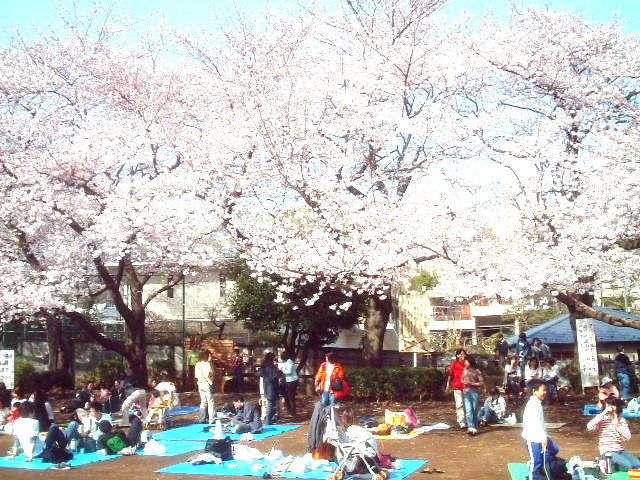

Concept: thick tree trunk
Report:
left=363, top=296, right=393, bottom=368
left=44, top=313, right=72, bottom=372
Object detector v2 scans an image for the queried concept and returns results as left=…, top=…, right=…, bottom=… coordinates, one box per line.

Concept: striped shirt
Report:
left=587, top=412, right=631, bottom=454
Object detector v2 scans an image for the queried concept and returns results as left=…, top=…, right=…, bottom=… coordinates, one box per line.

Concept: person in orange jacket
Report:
left=314, top=351, right=348, bottom=406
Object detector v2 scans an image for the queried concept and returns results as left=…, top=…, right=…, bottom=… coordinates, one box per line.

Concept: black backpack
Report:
left=204, top=437, right=233, bottom=461
left=546, top=456, right=571, bottom=480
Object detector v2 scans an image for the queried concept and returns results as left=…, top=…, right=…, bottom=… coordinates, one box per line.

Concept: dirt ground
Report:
left=2, top=392, right=639, bottom=480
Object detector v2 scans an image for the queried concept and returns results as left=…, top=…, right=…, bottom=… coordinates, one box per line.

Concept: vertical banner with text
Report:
left=576, top=318, right=599, bottom=390
left=0, top=350, right=15, bottom=389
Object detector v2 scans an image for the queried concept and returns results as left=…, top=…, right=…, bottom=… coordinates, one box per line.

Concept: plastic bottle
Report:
left=214, top=419, right=224, bottom=439
left=69, top=439, right=78, bottom=452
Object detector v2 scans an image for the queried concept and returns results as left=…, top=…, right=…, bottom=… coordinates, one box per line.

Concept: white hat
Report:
left=600, top=376, right=614, bottom=387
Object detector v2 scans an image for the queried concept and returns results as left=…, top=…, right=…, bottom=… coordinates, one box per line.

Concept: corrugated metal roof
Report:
left=507, top=306, right=640, bottom=346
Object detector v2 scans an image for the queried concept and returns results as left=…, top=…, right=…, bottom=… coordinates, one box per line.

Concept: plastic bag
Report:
left=143, top=439, right=167, bottom=455
left=384, top=409, right=408, bottom=426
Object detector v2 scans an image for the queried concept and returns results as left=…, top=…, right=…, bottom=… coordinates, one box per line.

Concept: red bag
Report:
left=334, top=379, right=351, bottom=399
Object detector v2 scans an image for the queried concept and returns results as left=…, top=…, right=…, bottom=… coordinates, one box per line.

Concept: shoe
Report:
left=468, top=428, right=478, bottom=436
left=51, top=462, right=71, bottom=470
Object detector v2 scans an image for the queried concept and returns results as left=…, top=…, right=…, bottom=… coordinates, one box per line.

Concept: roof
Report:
left=507, top=306, right=640, bottom=346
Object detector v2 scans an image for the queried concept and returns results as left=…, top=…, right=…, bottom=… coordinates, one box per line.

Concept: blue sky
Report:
left=1, top=0, right=638, bottom=44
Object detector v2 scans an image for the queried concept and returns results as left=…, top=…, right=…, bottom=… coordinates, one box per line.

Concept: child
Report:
left=542, top=358, right=559, bottom=403
left=598, top=377, right=620, bottom=410
left=524, top=358, right=543, bottom=388
left=479, top=387, right=506, bottom=426
left=146, top=389, right=170, bottom=428
left=587, top=396, right=640, bottom=472
left=504, top=356, right=522, bottom=397
left=522, top=379, right=558, bottom=480
left=96, top=420, right=135, bottom=455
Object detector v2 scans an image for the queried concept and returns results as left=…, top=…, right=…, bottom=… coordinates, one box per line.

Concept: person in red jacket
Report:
left=445, top=348, right=468, bottom=430
left=314, top=351, right=347, bottom=406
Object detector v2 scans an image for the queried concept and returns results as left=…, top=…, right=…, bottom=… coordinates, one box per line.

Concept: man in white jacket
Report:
left=522, top=379, right=549, bottom=480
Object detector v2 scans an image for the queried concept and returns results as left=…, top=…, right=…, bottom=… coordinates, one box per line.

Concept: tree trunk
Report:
left=44, top=313, right=72, bottom=372
left=363, top=295, right=393, bottom=368
left=65, top=309, right=148, bottom=384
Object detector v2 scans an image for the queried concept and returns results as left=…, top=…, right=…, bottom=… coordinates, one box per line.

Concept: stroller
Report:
left=324, top=407, right=389, bottom=480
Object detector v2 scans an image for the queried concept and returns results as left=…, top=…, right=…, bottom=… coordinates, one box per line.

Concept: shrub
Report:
left=560, top=361, right=581, bottom=392
left=80, top=359, right=126, bottom=387
left=14, top=358, right=37, bottom=393
left=149, top=359, right=176, bottom=382
left=36, top=370, right=74, bottom=392
left=348, top=367, right=445, bottom=402
left=13, top=360, right=73, bottom=394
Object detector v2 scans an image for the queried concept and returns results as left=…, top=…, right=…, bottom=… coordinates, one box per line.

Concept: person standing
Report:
left=119, top=369, right=147, bottom=427
left=260, top=352, right=281, bottom=425
left=195, top=350, right=216, bottom=424
left=445, top=348, right=468, bottom=430
left=494, top=334, right=509, bottom=364
left=232, top=349, right=245, bottom=393
left=280, top=352, right=299, bottom=416
left=462, top=355, right=483, bottom=435
left=615, top=346, right=633, bottom=401
left=522, top=379, right=551, bottom=480
left=314, top=351, right=346, bottom=407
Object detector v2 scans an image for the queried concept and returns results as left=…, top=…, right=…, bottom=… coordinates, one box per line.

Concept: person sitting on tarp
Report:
left=230, top=395, right=262, bottom=434
left=7, top=402, right=72, bottom=464
left=587, top=396, right=640, bottom=472
left=96, top=420, right=136, bottom=455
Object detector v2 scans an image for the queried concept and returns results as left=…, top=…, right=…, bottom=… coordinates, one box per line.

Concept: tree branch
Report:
left=556, top=292, right=640, bottom=328
left=63, top=310, right=129, bottom=358
left=143, top=273, right=185, bottom=309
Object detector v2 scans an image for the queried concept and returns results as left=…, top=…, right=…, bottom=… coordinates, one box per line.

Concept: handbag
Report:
left=205, top=436, right=233, bottom=461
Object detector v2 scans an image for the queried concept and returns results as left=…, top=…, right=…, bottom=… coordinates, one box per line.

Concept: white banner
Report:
left=0, top=350, right=14, bottom=389
left=576, top=318, right=599, bottom=389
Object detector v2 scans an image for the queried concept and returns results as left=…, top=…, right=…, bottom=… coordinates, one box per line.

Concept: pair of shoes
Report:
left=120, top=446, right=137, bottom=455
left=51, top=462, right=71, bottom=470
left=467, top=428, right=478, bottom=436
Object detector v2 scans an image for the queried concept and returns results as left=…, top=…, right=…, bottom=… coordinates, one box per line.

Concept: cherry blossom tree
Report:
left=433, top=8, right=640, bottom=327
left=0, top=9, right=232, bottom=380
left=183, top=0, right=482, bottom=366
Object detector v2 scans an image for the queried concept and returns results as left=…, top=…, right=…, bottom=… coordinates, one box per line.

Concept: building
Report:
left=506, top=307, right=640, bottom=361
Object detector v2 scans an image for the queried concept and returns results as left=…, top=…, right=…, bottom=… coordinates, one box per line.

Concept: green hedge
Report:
left=347, top=367, right=445, bottom=402
left=14, top=359, right=73, bottom=394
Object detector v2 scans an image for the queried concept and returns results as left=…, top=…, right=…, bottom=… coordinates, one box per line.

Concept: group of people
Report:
left=3, top=389, right=146, bottom=468
left=196, top=348, right=348, bottom=427
left=446, top=349, right=507, bottom=435
left=499, top=333, right=561, bottom=401
left=523, top=376, right=640, bottom=479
